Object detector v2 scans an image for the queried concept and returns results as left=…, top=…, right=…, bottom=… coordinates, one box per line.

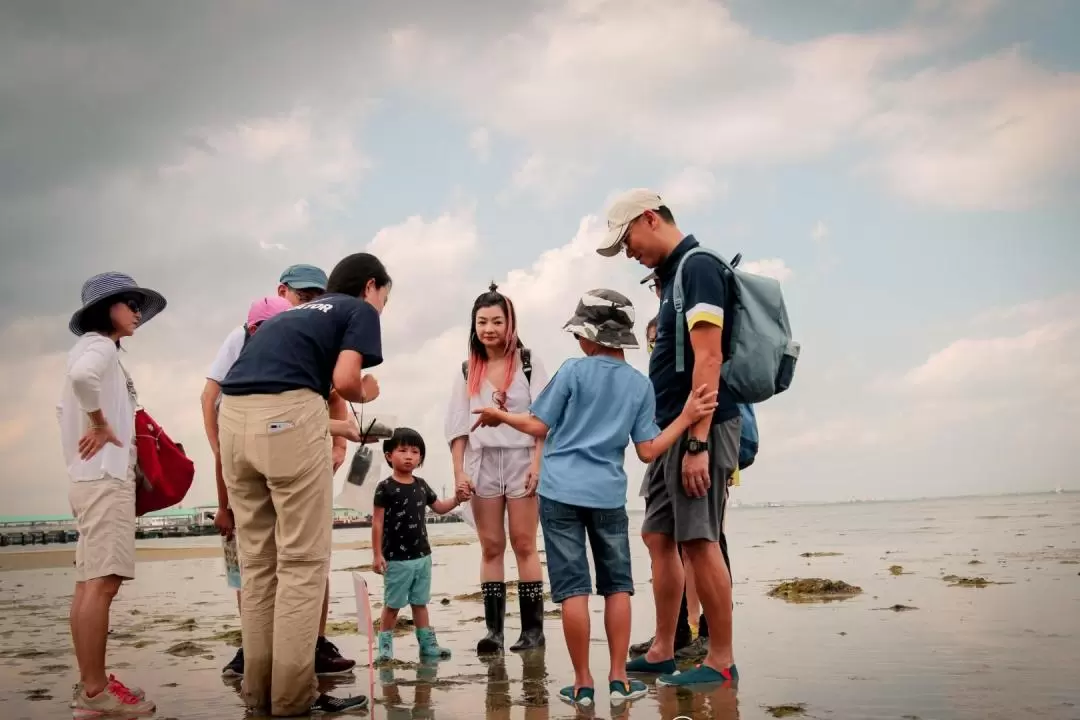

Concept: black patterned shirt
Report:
left=372, top=476, right=439, bottom=561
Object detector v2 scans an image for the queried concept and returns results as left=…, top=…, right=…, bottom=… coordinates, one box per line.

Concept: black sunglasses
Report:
left=116, top=295, right=142, bottom=313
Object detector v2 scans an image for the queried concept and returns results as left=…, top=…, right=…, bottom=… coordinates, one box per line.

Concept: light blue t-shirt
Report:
left=530, top=356, right=661, bottom=509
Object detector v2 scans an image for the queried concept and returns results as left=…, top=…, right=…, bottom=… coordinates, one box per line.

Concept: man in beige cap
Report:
left=599, top=189, right=739, bottom=689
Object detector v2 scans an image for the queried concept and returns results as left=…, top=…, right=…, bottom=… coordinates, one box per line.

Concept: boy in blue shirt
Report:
left=472, top=289, right=717, bottom=709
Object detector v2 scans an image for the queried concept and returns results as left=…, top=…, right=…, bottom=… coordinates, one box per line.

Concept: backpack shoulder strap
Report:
left=520, top=347, right=532, bottom=385
left=672, top=247, right=733, bottom=372
left=462, top=348, right=534, bottom=384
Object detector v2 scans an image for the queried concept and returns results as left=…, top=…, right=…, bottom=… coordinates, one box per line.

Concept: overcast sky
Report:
left=2, top=0, right=1077, bottom=516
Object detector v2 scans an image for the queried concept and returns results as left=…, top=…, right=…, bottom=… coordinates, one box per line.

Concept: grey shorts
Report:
left=641, top=416, right=740, bottom=544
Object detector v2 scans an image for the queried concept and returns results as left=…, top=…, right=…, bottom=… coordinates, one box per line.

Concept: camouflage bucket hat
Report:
left=563, top=288, right=639, bottom=350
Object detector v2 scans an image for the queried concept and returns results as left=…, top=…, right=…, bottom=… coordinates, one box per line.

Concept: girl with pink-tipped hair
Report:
left=445, top=282, right=549, bottom=655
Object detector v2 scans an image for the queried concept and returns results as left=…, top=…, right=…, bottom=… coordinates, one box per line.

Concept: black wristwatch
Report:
left=685, top=437, right=709, bottom=454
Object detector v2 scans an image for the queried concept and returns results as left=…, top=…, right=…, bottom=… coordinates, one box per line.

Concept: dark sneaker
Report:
left=675, top=636, right=709, bottom=660
left=629, top=632, right=692, bottom=658
left=315, top=636, right=356, bottom=676
left=629, top=636, right=654, bottom=657
left=222, top=647, right=244, bottom=677
left=310, top=693, right=368, bottom=713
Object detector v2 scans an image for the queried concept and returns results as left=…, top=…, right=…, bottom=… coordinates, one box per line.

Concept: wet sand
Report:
left=2, top=492, right=1078, bottom=719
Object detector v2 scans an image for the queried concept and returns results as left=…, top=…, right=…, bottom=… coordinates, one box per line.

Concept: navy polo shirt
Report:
left=648, top=235, right=739, bottom=429
left=221, top=293, right=383, bottom=399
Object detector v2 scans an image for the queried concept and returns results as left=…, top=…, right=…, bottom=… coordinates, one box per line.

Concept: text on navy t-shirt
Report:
left=220, top=293, right=383, bottom=399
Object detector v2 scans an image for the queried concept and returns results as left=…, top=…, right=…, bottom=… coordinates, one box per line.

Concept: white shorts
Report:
left=466, top=446, right=533, bottom=500
left=69, top=476, right=137, bottom=582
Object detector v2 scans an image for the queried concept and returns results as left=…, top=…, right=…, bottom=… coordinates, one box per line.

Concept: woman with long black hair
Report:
left=445, top=283, right=549, bottom=654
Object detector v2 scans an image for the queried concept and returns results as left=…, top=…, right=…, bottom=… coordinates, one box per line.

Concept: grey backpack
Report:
left=672, top=248, right=800, bottom=404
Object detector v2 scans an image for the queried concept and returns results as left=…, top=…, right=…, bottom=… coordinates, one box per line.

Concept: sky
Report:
left=1, top=0, right=1077, bottom=516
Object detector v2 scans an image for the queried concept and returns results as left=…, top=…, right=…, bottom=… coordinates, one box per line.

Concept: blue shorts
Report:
left=384, top=555, right=432, bottom=609
left=539, top=496, right=634, bottom=604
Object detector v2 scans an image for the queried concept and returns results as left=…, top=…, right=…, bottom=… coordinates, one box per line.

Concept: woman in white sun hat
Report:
left=60, top=271, right=165, bottom=716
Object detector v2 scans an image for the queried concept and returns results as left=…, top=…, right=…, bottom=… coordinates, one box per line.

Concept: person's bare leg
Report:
left=642, top=533, right=683, bottom=663
left=605, top=592, right=632, bottom=685
left=507, top=496, right=542, bottom=582
left=70, top=582, right=85, bottom=668
left=473, top=496, right=508, bottom=581
left=682, top=539, right=734, bottom=669
left=684, top=555, right=700, bottom=633
left=75, top=575, right=123, bottom=696
left=561, top=596, right=593, bottom=690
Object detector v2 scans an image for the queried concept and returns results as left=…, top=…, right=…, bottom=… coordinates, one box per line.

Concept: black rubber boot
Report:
left=509, top=581, right=546, bottom=651
left=476, top=582, right=506, bottom=654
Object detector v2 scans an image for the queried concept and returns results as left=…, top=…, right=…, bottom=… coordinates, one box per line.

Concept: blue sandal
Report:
left=656, top=663, right=739, bottom=688
left=558, top=685, right=596, bottom=707
left=610, top=679, right=648, bottom=704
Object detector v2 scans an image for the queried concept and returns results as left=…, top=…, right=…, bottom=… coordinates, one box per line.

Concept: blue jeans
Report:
left=539, top=496, right=634, bottom=603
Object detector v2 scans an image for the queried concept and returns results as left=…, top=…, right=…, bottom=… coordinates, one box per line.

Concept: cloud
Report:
left=740, top=258, right=794, bottom=283
left=390, top=0, right=1077, bottom=210
left=468, top=128, right=491, bottom=163
left=863, top=49, right=1080, bottom=209
left=508, top=153, right=595, bottom=204
left=339, top=214, right=662, bottom=510
left=662, top=167, right=727, bottom=210
left=752, top=292, right=1077, bottom=501
left=897, top=293, right=1080, bottom=399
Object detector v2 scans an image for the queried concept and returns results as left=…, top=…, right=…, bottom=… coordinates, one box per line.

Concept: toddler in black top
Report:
left=372, top=427, right=466, bottom=662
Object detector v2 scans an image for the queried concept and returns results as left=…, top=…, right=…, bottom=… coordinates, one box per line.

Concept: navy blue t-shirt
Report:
left=220, top=294, right=383, bottom=399
left=649, top=235, right=739, bottom=428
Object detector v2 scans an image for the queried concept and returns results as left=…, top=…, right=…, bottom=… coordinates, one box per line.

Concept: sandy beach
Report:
left=2, top=492, right=1078, bottom=720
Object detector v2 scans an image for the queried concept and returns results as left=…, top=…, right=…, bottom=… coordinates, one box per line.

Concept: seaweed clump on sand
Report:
left=211, top=628, right=243, bottom=647
left=373, top=616, right=416, bottom=635
left=165, top=641, right=209, bottom=657
left=800, top=552, right=842, bottom=558
left=889, top=565, right=906, bottom=576
left=942, top=574, right=1010, bottom=587
left=766, top=704, right=807, bottom=717
left=768, top=578, right=862, bottom=603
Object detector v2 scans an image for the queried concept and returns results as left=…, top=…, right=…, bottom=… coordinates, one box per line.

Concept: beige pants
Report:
left=219, top=388, right=333, bottom=716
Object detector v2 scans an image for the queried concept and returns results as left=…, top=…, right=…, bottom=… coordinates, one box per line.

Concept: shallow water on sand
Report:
left=2, top=492, right=1079, bottom=719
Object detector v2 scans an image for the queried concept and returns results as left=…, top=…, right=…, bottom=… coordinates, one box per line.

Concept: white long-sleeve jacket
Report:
left=57, top=333, right=137, bottom=482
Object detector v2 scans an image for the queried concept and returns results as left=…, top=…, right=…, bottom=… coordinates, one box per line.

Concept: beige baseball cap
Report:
left=596, top=188, right=664, bottom=257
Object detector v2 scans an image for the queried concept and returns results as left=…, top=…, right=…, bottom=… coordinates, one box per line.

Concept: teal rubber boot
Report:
left=375, top=630, right=394, bottom=664
left=416, top=627, right=451, bottom=660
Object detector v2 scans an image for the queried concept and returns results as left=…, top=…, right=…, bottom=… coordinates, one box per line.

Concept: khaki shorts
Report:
left=69, top=477, right=137, bottom=582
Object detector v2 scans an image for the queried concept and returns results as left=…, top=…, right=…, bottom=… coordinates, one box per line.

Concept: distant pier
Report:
left=0, top=505, right=461, bottom=547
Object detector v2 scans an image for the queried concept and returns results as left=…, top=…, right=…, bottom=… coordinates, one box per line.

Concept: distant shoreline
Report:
left=0, top=535, right=476, bottom=573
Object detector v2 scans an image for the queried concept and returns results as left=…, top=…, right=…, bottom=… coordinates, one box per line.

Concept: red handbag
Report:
left=133, top=407, right=195, bottom=516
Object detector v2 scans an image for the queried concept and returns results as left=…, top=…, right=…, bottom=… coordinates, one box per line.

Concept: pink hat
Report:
left=247, top=295, right=292, bottom=327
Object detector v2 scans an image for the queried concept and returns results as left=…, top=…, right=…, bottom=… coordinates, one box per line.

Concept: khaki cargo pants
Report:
left=219, top=389, right=333, bottom=716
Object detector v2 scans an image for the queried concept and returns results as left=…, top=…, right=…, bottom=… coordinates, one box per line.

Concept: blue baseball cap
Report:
left=279, top=264, right=327, bottom=290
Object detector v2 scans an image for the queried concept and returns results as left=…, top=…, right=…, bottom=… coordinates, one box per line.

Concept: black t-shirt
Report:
left=221, top=294, right=383, bottom=399
left=372, top=476, right=439, bottom=561
left=649, top=235, right=739, bottom=428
